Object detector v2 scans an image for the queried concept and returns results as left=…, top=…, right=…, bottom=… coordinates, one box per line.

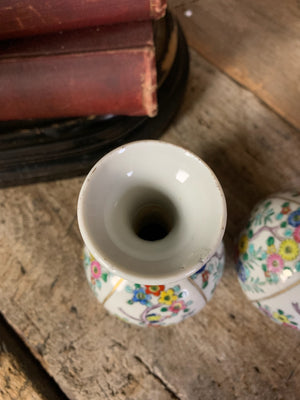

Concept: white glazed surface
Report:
left=83, top=243, right=225, bottom=327
left=77, top=140, right=226, bottom=284
left=237, top=192, right=300, bottom=330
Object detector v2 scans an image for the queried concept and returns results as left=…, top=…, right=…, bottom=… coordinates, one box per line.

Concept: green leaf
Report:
left=280, top=221, right=287, bottom=228
left=202, top=281, right=208, bottom=289
left=134, top=284, right=141, bottom=289
left=278, top=309, right=284, bottom=315
left=173, top=285, right=180, bottom=293
left=125, top=285, right=133, bottom=293
left=127, top=299, right=134, bottom=305
left=264, top=201, right=271, bottom=208
left=262, top=264, right=267, bottom=272
left=184, top=308, right=189, bottom=313
left=282, top=202, right=289, bottom=208
left=102, top=273, right=108, bottom=282
left=161, top=307, right=168, bottom=312
left=248, top=229, right=253, bottom=238
left=243, top=253, right=249, bottom=261
left=264, top=216, right=271, bottom=224
left=267, top=236, right=274, bottom=246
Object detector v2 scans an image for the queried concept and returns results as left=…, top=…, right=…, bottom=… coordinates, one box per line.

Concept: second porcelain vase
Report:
left=77, top=140, right=227, bottom=326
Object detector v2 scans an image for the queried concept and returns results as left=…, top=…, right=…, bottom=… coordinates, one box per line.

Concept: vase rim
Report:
left=77, top=140, right=227, bottom=284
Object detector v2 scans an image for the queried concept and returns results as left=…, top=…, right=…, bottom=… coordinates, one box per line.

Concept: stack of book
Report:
left=0, top=0, right=167, bottom=120
left=0, top=1, right=189, bottom=187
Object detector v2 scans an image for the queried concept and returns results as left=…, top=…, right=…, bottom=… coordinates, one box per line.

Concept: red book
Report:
left=0, top=0, right=167, bottom=40
left=0, top=21, right=157, bottom=120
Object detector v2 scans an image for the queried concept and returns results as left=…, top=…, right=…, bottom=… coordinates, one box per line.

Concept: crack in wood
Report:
left=50, top=276, right=59, bottom=290
left=134, top=355, right=183, bottom=400
left=64, top=214, right=77, bottom=238
left=36, top=333, right=50, bottom=357
left=109, top=339, right=128, bottom=351
left=96, top=378, right=110, bottom=399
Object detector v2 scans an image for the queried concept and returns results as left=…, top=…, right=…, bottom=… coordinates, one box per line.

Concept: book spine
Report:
left=0, top=49, right=157, bottom=120
left=0, top=0, right=167, bottom=40
left=0, top=21, right=154, bottom=58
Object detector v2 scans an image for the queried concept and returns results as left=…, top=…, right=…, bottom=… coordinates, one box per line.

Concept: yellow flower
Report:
left=267, top=244, right=277, bottom=254
left=146, top=314, right=162, bottom=322
left=272, top=312, right=290, bottom=324
left=279, top=239, right=299, bottom=261
left=159, top=289, right=178, bottom=305
left=239, top=235, right=249, bottom=254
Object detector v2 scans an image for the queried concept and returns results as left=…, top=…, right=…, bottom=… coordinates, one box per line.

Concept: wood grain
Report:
left=0, top=48, right=299, bottom=399
left=169, top=0, right=300, bottom=129
left=0, top=315, right=67, bottom=400
left=0, top=352, right=44, bottom=400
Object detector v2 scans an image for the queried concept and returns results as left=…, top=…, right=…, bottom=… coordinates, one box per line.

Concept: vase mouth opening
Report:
left=124, top=186, right=178, bottom=242
left=133, top=201, right=176, bottom=242
left=77, top=140, right=227, bottom=284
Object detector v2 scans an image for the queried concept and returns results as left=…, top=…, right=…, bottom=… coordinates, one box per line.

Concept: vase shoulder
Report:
left=83, top=243, right=225, bottom=327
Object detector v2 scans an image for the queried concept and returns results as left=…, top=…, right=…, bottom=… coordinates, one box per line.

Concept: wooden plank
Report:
left=0, top=315, right=67, bottom=400
left=0, top=48, right=300, bottom=399
left=0, top=352, right=44, bottom=400
left=168, top=0, right=300, bottom=129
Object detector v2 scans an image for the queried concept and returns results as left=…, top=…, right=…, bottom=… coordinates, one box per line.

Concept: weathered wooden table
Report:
left=1, top=1, right=300, bottom=399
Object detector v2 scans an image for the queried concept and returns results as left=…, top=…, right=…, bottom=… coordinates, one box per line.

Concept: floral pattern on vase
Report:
left=237, top=192, right=300, bottom=330
left=83, top=243, right=225, bottom=327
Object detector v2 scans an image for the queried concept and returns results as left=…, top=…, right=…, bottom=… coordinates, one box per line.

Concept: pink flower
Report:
left=293, top=226, right=300, bottom=243
left=266, top=254, right=284, bottom=273
left=90, top=260, right=102, bottom=279
left=169, top=300, right=187, bottom=314
left=282, top=322, right=298, bottom=330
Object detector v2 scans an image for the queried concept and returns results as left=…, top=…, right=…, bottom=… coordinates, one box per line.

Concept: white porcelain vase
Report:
left=77, top=140, right=227, bottom=326
left=237, top=192, right=300, bottom=330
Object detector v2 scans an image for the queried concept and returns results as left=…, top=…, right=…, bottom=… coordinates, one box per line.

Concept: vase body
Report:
left=78, top=140, right=227, bottom=326
left=237, top=192, right=300, bottom=330
left=83, top=243, right=225, bottom=326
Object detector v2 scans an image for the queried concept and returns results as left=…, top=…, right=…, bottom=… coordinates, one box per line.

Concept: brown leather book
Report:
left=0, top=21, right=157, bottom=120
left=0, top=0, right=167, bottom=40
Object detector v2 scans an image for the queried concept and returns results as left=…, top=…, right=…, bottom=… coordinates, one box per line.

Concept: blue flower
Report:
left=132, top=288, right=151, bottom=305
left=192, top=263, right=207, bottom=279
left=288, top=209, right=300, bottom=227
left=237, top=261, right=249, bottom=282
